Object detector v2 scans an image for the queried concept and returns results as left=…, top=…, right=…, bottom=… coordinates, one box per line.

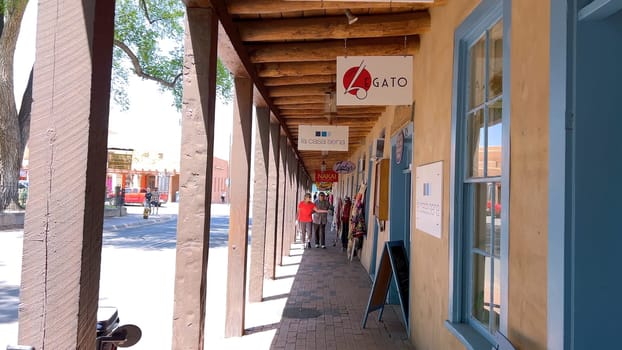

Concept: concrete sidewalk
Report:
left=0, top=204, right=178, bottom=231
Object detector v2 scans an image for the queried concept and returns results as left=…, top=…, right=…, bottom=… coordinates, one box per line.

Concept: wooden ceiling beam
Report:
left=248, top=36, right=419, bottom=63
left=238, top=11, right=431, bottom=42
left=268, top=83, right=333, bottom=97
left=281, top=111, right=382, bottom=117
left=285, top=117, right=377, bottom=124
left=264, top=75, right=335, bottom=86
left=205, top=0, right=309, bottom=177
left=279, top=105, right=385, bottom=113
left=226, top=0, right=437, bottom=15
left=273, top=95, right=327, bottom=105
left=257, top=61, right=336, bottom=77
left=290, top=129, right=372, bottom=135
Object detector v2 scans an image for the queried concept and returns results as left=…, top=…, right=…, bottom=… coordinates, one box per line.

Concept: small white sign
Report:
left=336, top=56, right=413, bottom=106
left=415, top=161, right=443, bottom=238
left=298, top=125, right=349, bottom=151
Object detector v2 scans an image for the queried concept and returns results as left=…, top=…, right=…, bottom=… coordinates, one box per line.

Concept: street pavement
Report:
left=0, top=203, right=291, bottom=350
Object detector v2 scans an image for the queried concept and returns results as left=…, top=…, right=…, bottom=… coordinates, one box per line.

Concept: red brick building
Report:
left=211, top=157, right=229, bottom=203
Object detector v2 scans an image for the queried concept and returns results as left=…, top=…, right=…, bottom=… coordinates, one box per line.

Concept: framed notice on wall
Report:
left=415, top=161, right=443, bottom=238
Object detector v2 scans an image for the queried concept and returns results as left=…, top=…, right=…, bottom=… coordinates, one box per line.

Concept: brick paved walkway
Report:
left=266, top=242, right=413, bottom=350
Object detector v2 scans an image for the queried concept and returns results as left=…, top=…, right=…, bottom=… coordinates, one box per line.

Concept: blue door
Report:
left=388, top=123, right=413, bottom=304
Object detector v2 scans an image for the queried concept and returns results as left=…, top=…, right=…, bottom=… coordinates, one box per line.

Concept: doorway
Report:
left=388, top=122, right=413, bottom=303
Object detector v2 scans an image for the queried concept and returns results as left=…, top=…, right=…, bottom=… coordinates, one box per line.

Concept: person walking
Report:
left=340, top=196, right=352, bottom=252
left=313, top=192, right=331, bottom=248
left=143, top=187, right=153, bottom=219
left=298, top=193, right=328, bottom=249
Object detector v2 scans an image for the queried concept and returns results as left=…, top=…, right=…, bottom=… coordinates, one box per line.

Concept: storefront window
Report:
left=464, top=17, right=504, bottom=336
left=449, top=7, right=507, bottom=344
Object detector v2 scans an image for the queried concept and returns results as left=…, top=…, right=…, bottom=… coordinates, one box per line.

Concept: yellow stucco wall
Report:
left=407, top=1, right=549, bottom=349
left=409, top=1, right=479, bottom=349
left=507, top=1, right=549, bottom=349
left=344, top=2, right=550, bottom=348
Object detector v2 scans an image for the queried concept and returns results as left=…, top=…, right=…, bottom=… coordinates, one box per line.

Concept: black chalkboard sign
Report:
left=362, top=240, right=409, bottom=329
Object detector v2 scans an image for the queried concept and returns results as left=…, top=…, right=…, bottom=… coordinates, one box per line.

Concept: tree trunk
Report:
left=0, top=0, right=29, bottom=209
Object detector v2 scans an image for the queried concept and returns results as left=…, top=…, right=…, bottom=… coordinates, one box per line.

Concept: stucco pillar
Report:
left=171, top=7, right=217, bottom=349
left=225, top=76, right=253, bottom=338
left=249, top=107, right=270, bottom=302
left=17, top=0, right=115, bottom=347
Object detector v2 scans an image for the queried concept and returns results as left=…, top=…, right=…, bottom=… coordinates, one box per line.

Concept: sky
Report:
left=14, top=1, right=234, bottom=168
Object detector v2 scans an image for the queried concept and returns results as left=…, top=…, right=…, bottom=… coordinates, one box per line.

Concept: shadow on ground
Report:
left=0, top=282, right=19, bottom=324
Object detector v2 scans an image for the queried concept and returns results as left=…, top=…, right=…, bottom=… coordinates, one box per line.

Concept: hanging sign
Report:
left=333, top=160, right=356, bottom=174
left=316, top=182, right=333, bottom=191
left=337, top=56, right=413, bottom=106
left=315, top=170, right=339, bottom=183
left=298, top=125, right=349, bottom=151
left=107, top=151, right=133, bottom=171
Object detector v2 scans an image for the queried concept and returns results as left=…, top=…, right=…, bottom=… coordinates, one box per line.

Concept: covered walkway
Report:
left=213, top=222, right=411, bottom=350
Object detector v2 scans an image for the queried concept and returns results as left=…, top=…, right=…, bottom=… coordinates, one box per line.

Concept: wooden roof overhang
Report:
left=185, top=0, right=444, bottom=176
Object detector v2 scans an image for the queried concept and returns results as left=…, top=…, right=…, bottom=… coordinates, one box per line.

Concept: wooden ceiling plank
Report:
left=268, top=83, right=334, bottom=97
left=226, top=0, right=437, bottom=15
left=238, top=11, right=431, bottom=42
left=273, top=96, right=327, bottom=105
left=285, top=116, right=378, bottom=122
left=205, top=0, right=309, bottom=176
left=281, top=111, right=382, bottom=117
left=278, top=105, right=386, bottom=112
left=257, top=61, right=336, bottom=77
left=264, top=75, right=335, bottom=86
left=248, top=36, right=419, bottom=63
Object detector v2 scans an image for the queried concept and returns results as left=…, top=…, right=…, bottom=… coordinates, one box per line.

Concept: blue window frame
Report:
left=446, top=0, right=511, bottom=347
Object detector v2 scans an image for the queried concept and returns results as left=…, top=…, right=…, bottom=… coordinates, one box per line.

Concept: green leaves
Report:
left=113, top=0, right=232, bottom=111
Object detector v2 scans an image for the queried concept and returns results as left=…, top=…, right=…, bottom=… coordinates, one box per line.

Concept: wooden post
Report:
left=264, top=122, right=281, bottom=279
left=249, top=107, right=270, bottom=302
left=17, top=0, right=115, bottom=347
left=283, top=151, right=298, bottom=257
left=225, top=76, right=253, bottom=338
left=282, top=150, right=293, bottom=257
left=171, top=8, right=217, bottom=349
left=275, top=135, right=288, bottom=266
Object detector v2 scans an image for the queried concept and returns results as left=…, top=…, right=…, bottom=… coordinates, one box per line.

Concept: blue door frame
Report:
left=367, top=145, right=378, bottom=279
left=549, top=1, right=622, bottom=348
left=388, top=123, right=413, bottom=304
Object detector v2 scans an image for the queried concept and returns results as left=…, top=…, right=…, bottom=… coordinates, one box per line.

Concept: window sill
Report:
left=445, top=321, right=494, bottom=350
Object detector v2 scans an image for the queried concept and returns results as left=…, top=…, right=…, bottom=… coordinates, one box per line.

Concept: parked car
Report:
left=109, top=188, right=168, bottom=206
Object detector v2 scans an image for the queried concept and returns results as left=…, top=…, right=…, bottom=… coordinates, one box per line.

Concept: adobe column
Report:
left=249, top=107, right=270, bottom=302
left=225, top=76, right=253, bottom=338
left=171, top=7, right=217, bottom=349
left=17, top=0, right=115, bottom=347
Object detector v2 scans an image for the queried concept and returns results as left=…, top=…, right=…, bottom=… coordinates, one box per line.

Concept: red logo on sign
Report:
left=343, top=60, right=371, bottom=100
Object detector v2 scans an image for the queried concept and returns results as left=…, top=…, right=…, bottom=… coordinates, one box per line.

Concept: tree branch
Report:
left=114, top=39, right=178, bottom=88
left=139, top=0, right=161, bottom=24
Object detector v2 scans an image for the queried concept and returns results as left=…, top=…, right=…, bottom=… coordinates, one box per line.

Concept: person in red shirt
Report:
left=298, top=193, right=328, bottom=249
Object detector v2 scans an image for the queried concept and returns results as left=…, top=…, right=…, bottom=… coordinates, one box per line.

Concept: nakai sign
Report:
left=336, top=56, right=413, bottom=106
left=315, top=170, right=339, bottom=183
